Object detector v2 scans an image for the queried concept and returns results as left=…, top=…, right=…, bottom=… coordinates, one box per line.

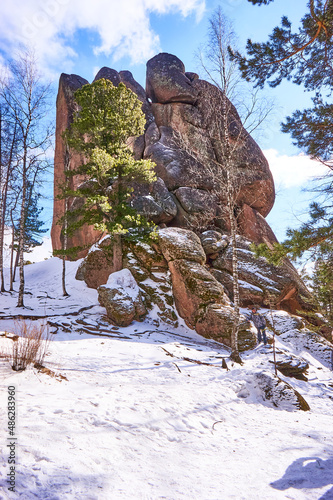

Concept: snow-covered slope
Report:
left=1, top=258, right=333, bottom=500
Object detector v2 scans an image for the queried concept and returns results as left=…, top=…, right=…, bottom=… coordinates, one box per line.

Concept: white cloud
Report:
left=0, top=0, right=205, bottom=76
left=263, top=148, right=329, bottom=190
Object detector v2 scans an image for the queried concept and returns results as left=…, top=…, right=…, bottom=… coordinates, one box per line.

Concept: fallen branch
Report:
left=173, top=362, right=182, bottom=373
left=212, top=420, right=225, bottom=432
left=161, top=347, right=220, bottom=367
left=34, top=362, right=68, bottom=382
left=0, top=305, right=96, bottom=321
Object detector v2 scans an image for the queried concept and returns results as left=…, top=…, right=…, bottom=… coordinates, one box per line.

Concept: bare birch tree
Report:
left=203, top=86, right=245, bottom=364
left=199, top=8, right=275, bottom=362
left=0, top=51, right=53, bottom=307
left=61, top=142, right=70, bottom=297
left=197, top=6, right=275, bottom=139
left=0, top=104, right=18, bottom=291
left=175, top=8, right=274, bottom=363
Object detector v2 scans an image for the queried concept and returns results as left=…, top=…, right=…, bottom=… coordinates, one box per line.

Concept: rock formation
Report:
left=144, top=54, right=275, bottom=234
left=98, top=269, right=147, bottom=327
left=75, top=227, right=313, bottom=349
left=51, top=52, right=314, bottom=335
left=253, top=371, right=310, bottom=411
left=51, top=52, right=276, bottom=254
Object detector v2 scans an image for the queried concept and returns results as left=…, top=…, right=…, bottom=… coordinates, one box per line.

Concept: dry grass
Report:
left=9, top=320, right=51, bottom=371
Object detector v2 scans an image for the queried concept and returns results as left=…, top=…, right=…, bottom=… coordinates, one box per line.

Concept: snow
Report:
left=88, top=235, right=111, bottom=254
left=104, top=268, right=140, bottom=300
left=1, top=258, right=333, bottom=499
left=238, top=279, right=263, bottom=292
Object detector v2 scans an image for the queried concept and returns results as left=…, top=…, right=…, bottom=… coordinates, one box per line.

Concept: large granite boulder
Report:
left=130, top=177, right=178, bottom=224
left=158, top=227, right=206, bottom=264
left=75, top=236, right=115, bottom=289
left=53, top=52, right=313, bottom=331
left=211, top=235, right=312, bottom=314
left=157, top=227, right=251, bottom=346
left=146, top=53, right=198, bottom=104
left=144, top=56, right=275, bottom=237
left=98, top=269, right=147, bottom=326
left=52, top=52, right=277, bottom=255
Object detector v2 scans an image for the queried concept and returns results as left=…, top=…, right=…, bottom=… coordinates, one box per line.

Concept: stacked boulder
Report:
left=76, top=226, right=311, bottom=349
left=52, top=52, right=314, bottom=340
left=51, top=52, right=276, bottom=255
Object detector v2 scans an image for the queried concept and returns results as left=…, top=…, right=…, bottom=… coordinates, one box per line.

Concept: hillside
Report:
left=1, top=258, right=333, bottom=499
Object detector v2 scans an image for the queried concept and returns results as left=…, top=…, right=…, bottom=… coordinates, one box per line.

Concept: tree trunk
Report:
left=269, top=296, right=278, bottom=376
left=9, top=224, right=15, bottom=291
left=0, top=220, right=5, bottom=292
left=62, top=145, right=70, bottom=296
left=112, top=234, right=123, bottom=272
left=228, top=175, right=241, bottom=364
left=12, top=243, right=20, bottom=285
left=0, top=122, right=17, bottom=292
left=17, top=150, right=27, bottom=307
left=0, top=108, right=4, bottom=292
left=222, top=91, right=242, bottom=364
left=62, top=256, right=69, bottom=296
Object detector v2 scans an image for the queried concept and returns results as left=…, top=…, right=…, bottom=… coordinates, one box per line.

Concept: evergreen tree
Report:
left=233, top=0, right=333, bottom=259
left=312, top=248, right=333, bottom=322
left=9, top=185, right=48, bottom=283
left=21, top=189, right=48, bottom=253
left=61, top=78, right=156, bottom=271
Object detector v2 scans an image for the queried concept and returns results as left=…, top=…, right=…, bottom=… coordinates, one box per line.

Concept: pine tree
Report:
left=21, top=189, right=48, bottom=253
left=9, top=186, right=48, bottom=283
left=61, top=78, right=156, bottom=271
left=233, top=0, right=333, bottom=165
left=234, top=0, right=333, bottom=259
left=312, top=249, right=333, bottom=322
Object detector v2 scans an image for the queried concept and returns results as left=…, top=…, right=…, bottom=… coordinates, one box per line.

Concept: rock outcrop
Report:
left=279, top=328, right=333, bottom=370
left=98, top=269, right=146, bottom=326
left=253, top=371, right=310, bottom=411
left=52, top=73, right=103, bottom=259
left=51, top=52, right=276, bottom=256
left=144, top=54, right=275, bottom=230
left=52, top=52, right=313, bottom=326
left=271, top=352, right=309, bottom=381
left=75, top=236, right=115, bottom=289
left=78, top=228, right=317, bottom=349
left=157, top=227, right=246, bottom=345
left=209, top=235, right=311, bottom=314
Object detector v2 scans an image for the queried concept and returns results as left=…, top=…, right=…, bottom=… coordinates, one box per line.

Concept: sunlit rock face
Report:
left=51, top=52, right=276, bottom=255
left=51, top=53, right=313, bottom=316
left=144, top=53, right=275, bottom=231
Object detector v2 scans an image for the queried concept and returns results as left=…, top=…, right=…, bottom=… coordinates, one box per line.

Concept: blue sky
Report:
left=0, top=0, right=324, bottom=255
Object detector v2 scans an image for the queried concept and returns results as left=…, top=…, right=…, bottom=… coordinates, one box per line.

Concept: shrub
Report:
left=10, top=320, right=51, bottom=371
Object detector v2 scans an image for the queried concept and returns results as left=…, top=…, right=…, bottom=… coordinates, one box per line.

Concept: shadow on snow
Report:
left=270, top=456, right=333, bottom=497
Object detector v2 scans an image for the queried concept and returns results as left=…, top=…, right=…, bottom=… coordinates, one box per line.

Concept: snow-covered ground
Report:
left=1, top=258, right=333, bottom=500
